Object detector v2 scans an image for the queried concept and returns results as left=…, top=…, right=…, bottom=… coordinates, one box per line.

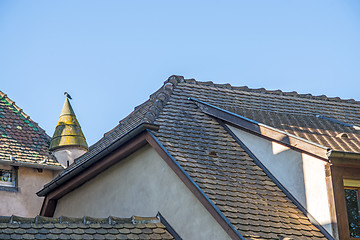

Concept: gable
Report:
left=150, top=82, right=329, bottom=239
left=54, top=145, right=232, bottom=240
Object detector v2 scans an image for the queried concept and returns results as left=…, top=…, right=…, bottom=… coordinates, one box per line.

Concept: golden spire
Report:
left=49, top=98, right=88, bottom=151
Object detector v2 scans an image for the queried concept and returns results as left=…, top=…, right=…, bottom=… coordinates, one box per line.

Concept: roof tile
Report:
left=0, top=91, right=60, bottom=167
left=42, top=77, right=353, bottom=239
left=0, top=216, right=175, bottom=240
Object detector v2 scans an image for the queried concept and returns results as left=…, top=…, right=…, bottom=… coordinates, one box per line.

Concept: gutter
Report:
left=327, top=150, right=360, bottom=160
left=327, top=150, right=360, bottom=167
left=37, top=122, right=159, bottom=197
left=0, top=159, right=63, bottom=171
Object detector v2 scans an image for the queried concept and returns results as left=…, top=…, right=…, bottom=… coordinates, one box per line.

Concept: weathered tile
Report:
left=0, top=216, right=175, bottom=240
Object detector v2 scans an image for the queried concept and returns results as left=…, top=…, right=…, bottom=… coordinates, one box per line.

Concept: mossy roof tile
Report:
left=0, top=216, right=175, bottom=239
left=49, top=98, right=88, bottom=151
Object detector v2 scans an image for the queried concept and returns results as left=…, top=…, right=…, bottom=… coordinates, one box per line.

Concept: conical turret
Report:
left=50, top=97, right=88, bottom=168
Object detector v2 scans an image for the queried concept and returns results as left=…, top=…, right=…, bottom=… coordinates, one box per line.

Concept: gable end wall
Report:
left=227, top=124, right=334, bottom=237
left=54, top=145, right=232, bottom=240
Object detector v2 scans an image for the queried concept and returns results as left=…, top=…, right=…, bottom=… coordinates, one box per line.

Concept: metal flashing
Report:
left=157, top=212, right=182, bottom=240
left=316, top=115, right=360, bottom=131
left=189, top=97, right=329, bottom=160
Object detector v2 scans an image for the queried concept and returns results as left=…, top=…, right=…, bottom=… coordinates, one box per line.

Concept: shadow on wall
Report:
left=270, top=141, right=307, bottom=208
left=270, top=141, right=334, bottom=237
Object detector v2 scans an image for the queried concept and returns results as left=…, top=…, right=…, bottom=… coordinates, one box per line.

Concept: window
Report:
left=344, top=179, right=360, bottom=239
left=0, top=165, right=17, bottom=190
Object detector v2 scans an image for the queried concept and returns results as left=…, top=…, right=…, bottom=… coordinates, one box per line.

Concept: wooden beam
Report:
left=40, top=196, right=57, bottom=217
left=331, top=166, right=351, bottom=240
left=325, top=163, right=339, bottom=239
left=330, top=157, right=360, bottom=168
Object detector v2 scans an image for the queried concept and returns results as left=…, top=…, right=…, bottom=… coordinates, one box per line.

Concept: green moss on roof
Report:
left=50, top=98, right=88, bottom=151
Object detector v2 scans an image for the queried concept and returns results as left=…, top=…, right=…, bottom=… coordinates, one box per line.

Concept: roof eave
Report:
left=37, top=122, right=159, bottom=197
left=49, top=144, right=89, bottom=152
left=0, top=159, right=63, bottom=171
left=328, top=150, right=360, bottom=167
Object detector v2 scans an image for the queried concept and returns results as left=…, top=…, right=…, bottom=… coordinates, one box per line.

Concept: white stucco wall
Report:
left=54, top=145, right=231, bottom=240
left=227, top=124, right=333, bottom=236
left=0, top=166, right=58, bottom=217
left=54, top=147, right=87, bottom=168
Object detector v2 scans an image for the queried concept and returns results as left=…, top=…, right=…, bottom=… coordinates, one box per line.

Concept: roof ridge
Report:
left=0, top=90, right=50, bottom=139
left=181, top=78, right=360, bottom=104
left=0, top=215, right=160, bottom=225
left=102, top=75, right=184, bottom=140
left=142, top=75, right=185, bottom=123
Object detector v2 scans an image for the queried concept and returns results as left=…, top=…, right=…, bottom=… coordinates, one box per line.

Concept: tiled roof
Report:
left=0, top=91, right=60, bottom=167
left=187, top=82, right=360, bottom=153
left=0, top=215, right=175, bottom=240
left=49, top=98, right=88, bottom=151
left=42, top=76, right=360, bottom=239
left=151, top=78, right=329, bottom=239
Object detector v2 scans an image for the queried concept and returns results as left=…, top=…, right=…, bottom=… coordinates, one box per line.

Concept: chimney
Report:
left=49, top=96, right=88, bottom=168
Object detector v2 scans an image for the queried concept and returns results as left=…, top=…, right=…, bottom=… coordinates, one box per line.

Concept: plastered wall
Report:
left=54, top=147, right=87, bottom=168
left=0, top=167, right=58, bottom=217
left=227, top=125, right=334, bottom=237
left=54, top=145, right=232, bottom=240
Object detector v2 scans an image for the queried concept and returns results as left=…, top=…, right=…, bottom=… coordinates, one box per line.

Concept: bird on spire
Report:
left=64, top=92, right=72, bottom=100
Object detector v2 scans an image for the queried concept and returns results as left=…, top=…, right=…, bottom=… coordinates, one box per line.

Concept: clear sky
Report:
left=1, top=1, right=359, bottom=145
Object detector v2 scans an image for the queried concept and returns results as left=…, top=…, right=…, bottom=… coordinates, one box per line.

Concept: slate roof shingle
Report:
left=0, top=91, right=60, bottom=167
left=0, top=215, right=175, bottom=240
left=41, top=75, right=360, bottom=239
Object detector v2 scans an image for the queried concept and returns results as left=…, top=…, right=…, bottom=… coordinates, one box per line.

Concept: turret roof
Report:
left=49, top=98, right=88, bottom=151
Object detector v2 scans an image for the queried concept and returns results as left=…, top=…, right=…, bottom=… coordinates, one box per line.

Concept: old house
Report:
left=35, top=76, right=360, bottom=240
left=0, top=91, right=90, bottom=217
left=0, top=91, right=178, bottom=239
left=0, top=91, right=63, bottom=217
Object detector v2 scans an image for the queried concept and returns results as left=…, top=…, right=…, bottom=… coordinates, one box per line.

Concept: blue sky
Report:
left=1, top=1, right=360, bottom=145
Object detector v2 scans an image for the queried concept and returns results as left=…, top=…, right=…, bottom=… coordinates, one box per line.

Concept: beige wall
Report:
left=0, top=166, right=58, bottom=217
left=54, top=145, right=232, bottom=240
left=227, top=125, right=334, bottom=237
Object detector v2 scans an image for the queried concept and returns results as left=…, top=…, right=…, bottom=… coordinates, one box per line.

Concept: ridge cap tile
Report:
left=179, top=78, right=359, bottom=104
